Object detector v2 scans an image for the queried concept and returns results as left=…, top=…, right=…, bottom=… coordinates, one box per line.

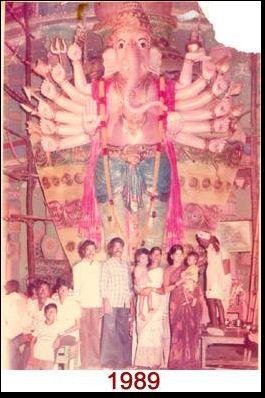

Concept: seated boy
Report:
left=27, top=303, right=63, bottom=370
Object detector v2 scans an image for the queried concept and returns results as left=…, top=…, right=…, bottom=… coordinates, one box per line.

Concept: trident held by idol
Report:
left=50, top=37, right=67, bottom=64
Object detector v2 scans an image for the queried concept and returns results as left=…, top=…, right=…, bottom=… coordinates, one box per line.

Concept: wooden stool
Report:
left=54, top=342, right=80, bottom=370
left=200, top=328, right=247, bottom=369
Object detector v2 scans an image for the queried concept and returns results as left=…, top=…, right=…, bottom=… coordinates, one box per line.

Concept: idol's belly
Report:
left=107, top=120, right=161, bottom=146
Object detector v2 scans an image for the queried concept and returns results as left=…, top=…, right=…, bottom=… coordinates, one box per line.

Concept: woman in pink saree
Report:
left=165, top=245, right=203, bottom=369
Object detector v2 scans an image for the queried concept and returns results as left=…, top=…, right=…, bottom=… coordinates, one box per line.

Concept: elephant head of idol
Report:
left=98, top=2, right=166, bottom=115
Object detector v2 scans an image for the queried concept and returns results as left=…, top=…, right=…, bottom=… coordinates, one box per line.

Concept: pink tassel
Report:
left=78, top=139, right=102, bottom=244
left=164, top=140, right=183, bottom=249
left=163, top=78, right=183, bottom=249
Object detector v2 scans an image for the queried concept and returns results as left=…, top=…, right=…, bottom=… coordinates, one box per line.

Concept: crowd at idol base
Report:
left=2, top=232, right=246, bottom=370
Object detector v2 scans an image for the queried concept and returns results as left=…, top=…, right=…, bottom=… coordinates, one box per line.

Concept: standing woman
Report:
left=134, top=247, right=166, bottom=369
left=131, top=248, right=150, bottom=366
left=165, top=245, right=202, bottom=369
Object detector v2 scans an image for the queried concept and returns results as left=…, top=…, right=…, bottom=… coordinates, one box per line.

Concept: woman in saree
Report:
left=134, top=247, right=166, bottom=368
left=164, top=245, right=203, bottom=369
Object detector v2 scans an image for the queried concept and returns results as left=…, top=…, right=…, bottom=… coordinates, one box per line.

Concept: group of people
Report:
left=3, top=231, right=231, bottom=370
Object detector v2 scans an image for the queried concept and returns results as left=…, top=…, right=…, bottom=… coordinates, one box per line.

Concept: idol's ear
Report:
left=102, top=48, right=118, bottom=78
left=148, top=47, right=162, bottom=76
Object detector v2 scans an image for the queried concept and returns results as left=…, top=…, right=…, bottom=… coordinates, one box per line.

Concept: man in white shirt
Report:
left=27, top=280, right=56, bottom=331
left=101, top=237, right=133, bottom=369
left=73, top=240, right=102, bottom=369
left=2, top=280, right=32, bottom=369
left=54, top=279, right=81, bottom=346
left=23, top=280, right=56, bottom=368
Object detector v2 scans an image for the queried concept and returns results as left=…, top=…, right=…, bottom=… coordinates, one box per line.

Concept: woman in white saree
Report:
left=134, top=247, right=167, bottom=368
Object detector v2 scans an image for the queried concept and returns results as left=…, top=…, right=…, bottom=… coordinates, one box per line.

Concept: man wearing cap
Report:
left=196, top=232, right=230, bottom=330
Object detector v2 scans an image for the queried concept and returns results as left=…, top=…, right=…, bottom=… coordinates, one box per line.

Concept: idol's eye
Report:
left=138, top=39, right=148, bottom=48
left=118, top=41, right=125, bottom=49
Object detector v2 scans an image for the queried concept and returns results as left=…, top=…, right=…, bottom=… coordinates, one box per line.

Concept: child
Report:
left=28, top=303, right=63, bottom=370
left=181, top=251, right=199, bottom=307
left=134, top=248, right=154, bottom=321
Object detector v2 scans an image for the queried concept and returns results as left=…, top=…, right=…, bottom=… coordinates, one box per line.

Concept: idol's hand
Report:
left=41, top=80, right=59, bottom=101
left=212, top=73, right=229, bottom=97
left=51, top=63, right=67, bottom=84
left=67, top=43, right=82, bottom=62
left=38, top=101, right=55, bottom=120
left=40, top=119, right=57, bottom=135
left=82, top=100, right=101, bottom=134
left=214, top=116, right=231, bottom=133
left=41, top=136, right=59, bottom=152
left=208, top=138, right=227, bottom=153
left=167, top=112, right=184, bottom=134
left=185, top=48, right=209, bottom=63
left=202, top=59, right=216, bottom=81
left=214, top=97, right=232, bottom=117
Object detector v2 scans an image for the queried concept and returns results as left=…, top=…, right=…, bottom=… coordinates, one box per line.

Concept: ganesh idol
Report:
left=21, top=2, right=244, bottom=259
